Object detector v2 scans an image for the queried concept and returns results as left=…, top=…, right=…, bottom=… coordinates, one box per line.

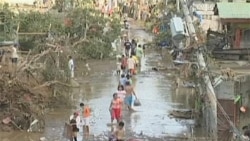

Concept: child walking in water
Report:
left=114, top=121, right=125, bottom=141
left=109, top=121, right=125, bottom=141
left=80, top=103, right=91, bottom=135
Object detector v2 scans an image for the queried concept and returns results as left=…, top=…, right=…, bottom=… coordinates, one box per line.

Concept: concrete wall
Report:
left=212, top=75, right=250, bottom=136
left=214, top=81, right=235, bottom=100
left=238, top=75, right=250, bottom=129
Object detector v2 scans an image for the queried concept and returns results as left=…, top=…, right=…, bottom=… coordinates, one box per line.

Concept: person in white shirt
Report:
left=11, top=46, right=19, bottom=64
left=68, top=56, right=74, bottom=78
left=69, top=112, right=81, bottom=131
left=116, top=57, right=122, bottom=76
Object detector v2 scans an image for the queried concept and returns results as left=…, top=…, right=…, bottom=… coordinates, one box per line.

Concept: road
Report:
left=0, top=19, right=201, bottom=141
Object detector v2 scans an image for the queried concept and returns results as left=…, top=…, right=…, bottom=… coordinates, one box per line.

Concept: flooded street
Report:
left=0, top=20, right=199, bottom=141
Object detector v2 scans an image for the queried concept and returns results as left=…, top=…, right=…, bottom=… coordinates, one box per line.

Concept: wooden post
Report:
left=137, top=0, right=141, bottom=20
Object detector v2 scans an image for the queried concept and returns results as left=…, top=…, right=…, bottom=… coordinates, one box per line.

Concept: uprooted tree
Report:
left=0, top=3, right=121, bottom=132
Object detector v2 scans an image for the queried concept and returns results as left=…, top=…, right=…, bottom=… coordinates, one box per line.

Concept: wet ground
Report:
left=0, top=20, right=201, bottom=141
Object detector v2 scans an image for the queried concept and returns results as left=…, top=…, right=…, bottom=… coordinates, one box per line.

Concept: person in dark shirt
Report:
left=70, top=112, right=79, bottom=141
left=124, top=39, right=132, bottom=57
left=124, top=20, right=129, bottom=29
left=131, top=39, right=137, bottom=56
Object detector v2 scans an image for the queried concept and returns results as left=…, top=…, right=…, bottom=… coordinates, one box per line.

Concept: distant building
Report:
left=216, top=2, right=250, bottom=49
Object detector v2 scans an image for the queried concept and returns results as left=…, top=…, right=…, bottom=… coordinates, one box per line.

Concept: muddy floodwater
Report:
left=0, top=20, right=204, bottom=141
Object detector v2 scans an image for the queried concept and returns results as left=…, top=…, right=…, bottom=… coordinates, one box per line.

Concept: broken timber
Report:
left=18, top=32, right=47, bottom=35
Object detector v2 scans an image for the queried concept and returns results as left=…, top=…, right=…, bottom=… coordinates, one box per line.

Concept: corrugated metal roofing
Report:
left=217, top=2, right=250, bottom=19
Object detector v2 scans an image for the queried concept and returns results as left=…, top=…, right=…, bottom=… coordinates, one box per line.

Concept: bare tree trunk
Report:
left=137, top=5, right=141, bottom=20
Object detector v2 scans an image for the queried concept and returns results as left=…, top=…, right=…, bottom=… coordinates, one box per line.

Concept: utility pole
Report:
left=176, top=0, right=180, bottom=12
left=179, top=0, right=217, bottom=140
left=180, top=0, right=245, bottom=140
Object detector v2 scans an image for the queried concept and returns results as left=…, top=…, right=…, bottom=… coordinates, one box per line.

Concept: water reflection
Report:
left=173, top=87, right=195, bottom=109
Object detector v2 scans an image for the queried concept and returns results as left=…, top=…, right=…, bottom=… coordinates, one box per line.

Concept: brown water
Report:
left=0, top=19, right=201, bottom=141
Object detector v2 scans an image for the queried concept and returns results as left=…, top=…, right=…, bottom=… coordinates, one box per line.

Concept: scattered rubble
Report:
left=169, top=110, right=195, bottom=119
left=0, top=45, right=70, bottom=132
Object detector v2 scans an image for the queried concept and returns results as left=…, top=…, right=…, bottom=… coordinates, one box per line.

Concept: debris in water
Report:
left=152, top=67, right=158, bottom=71
left=173, top=60, right=189, bottom=65
left=39, top=137, right=47, bottom=141
left=2, top=117, right=11, bottom=124
left=183, top=81, right=196, bottom=88
left=169, top=110, right=194, bottom=119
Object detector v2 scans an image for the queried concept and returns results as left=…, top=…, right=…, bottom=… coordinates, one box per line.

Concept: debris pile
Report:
left=0, top=46, right=69, bottom=132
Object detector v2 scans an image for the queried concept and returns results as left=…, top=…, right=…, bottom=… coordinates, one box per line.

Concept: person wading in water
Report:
left=113, top=121, right=125, bottom=141
left=124, top=39, right=132, bottom=57
left=121, top=55, right=127, bottom=74
left=109, top=93, right=123, bottom=124
left=69, top=112, right=79, bottom=141
left=127, top=56, right=135, bottom=75
left=124, top=81, right=137, bottom=111
left=80, top=103, right=91, bottom=135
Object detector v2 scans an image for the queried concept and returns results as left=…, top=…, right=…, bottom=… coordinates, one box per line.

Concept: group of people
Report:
left=67, top=18, right=145, bottom=141
left=108, top=71, right=138, bottom=141
left=68, top=103, right=91, bottom=141
left=106, top=37, right=145, bottom=141
left=68, top=78, right=137, bottom=141
left=116, top=37, right=145, bottom=76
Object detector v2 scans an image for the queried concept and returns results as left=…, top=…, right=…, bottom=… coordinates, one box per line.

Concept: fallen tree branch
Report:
left=17, top=48, right=52, bottom=73
left=32, top=80, right=71, bottom=90
left=71, top=38, right=89, bottom=48
left=11, top=120, right=23, bottom=131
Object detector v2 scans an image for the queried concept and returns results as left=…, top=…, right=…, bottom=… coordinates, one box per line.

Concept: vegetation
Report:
left=0, top=1, right=121, bottom=132
left=1, top=2, right=121, bottom=59
left=143, top=2, right=176, bottom=46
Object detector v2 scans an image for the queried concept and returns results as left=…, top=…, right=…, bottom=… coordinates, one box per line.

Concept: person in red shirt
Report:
left=109, top=93, right=123, bottom=124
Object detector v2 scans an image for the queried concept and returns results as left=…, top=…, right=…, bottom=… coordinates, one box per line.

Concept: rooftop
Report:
left=217, top=2, right=250, bottom=19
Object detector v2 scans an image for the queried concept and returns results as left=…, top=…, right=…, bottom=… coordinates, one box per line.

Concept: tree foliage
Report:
left=145, top=2, right=176, bottom=46
left=0, top=3, right=121, bottom=59
left=65, top=8, right=121, bottom=59
left=0, top=3, right=121, bottom=132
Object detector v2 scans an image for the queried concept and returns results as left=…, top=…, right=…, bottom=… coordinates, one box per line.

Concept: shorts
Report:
left=83, top=117, right=90, bottom=126
left=111, top=108, right=121, bottom=120
left=125, top=95, right=133, bottom=106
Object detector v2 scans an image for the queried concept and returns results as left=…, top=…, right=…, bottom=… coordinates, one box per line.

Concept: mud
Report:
left=0, top=20, right=206, bottom=141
